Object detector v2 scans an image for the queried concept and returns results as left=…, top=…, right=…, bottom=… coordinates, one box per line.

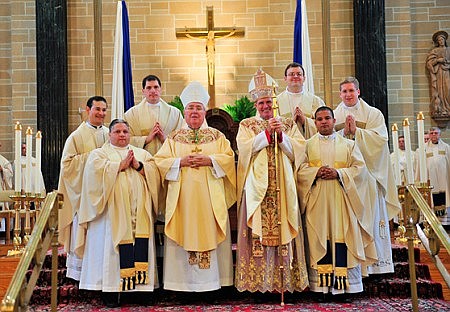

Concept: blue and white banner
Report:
left=112, top=0, right=134, bottom=119
left=293, top=0, right=314, bottom=93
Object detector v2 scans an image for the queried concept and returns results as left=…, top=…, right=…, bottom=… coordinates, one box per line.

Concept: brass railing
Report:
left=0, top=191, right=62, bottom=312
left=399, top=184, right=450, bottom=312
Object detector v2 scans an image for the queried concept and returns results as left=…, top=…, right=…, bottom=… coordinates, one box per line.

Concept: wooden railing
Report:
left=0, top=191, right=62, bottom=312
left=398, top=184, right=450, bottom=312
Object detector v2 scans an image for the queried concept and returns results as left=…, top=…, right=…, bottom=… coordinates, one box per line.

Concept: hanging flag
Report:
left=293, top=0, right=314, bottom=93
left=112, top=0, right=134, bottom=120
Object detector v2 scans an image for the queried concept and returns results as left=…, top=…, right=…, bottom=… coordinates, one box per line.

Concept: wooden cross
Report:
left=176, top=6, right=245, bottom=108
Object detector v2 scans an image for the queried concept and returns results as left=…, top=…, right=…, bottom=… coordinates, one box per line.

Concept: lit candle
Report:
left=34, top=131, right=42, bottom=195
left=416, top=112, right=427, bottom=183
left=391, top=124, right=401, bottom=186
left=402, top=118, right=414, bottom=184
left=25, top=127, right=33, bottom=194
left=14, top=122, right=22, bottom=193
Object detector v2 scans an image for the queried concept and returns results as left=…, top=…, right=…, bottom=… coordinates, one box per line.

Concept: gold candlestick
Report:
left=7, top=194, right=25, bottom=256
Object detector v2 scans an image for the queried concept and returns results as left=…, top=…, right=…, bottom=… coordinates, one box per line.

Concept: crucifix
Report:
left=176, top=6, right=245, bottom=108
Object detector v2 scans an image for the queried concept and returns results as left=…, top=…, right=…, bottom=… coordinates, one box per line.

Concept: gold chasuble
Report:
left=154, top=127, right=236, bottom=253
left=124, top=98, right=183, bottom=155
left=76, top=143, right=160, bottom=291
left=235, top=116, right=308, bottom=293
left=297, top=134, right=377, bottom=293
left=58, top=122, right=109, bottom=251
left=276, top=90, right=325, bottom=139
left=334, top=98, right=400, bottom=275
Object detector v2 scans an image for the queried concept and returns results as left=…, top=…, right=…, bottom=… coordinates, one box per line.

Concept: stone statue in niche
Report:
left=426, top=30, right=450, bottom=127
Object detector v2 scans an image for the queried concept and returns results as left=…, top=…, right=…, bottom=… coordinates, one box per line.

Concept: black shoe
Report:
left=333, top=293, right=352, bottom=303
left=312, top=292, right=328, bottom=303
left=101, top=292, right=120, bottom=308
left=134, top=292, right=154, bottom=306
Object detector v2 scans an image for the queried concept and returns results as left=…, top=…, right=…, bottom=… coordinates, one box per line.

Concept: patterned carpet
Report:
left=29, top=289, right=450, bottom=312
left=25, top=244, right=447, bottom=311
left=29, top=298, right=450, bottom=312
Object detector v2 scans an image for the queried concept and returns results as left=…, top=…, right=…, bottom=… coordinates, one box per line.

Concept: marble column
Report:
left=353, top=0, right=388, bottom=120
left=36, top=0, right=68, bottom=191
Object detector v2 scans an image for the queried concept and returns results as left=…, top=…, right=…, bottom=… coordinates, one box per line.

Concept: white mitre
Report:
left=180, top=81, right=210, bottom=108
left=248, top=67, right=278, bottom=102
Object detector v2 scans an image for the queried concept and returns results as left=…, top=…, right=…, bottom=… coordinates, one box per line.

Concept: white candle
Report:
left=402, top=118, right=414, bottom=185
left=416, top=112, right=427, bottom=183
left=391, top=124, right=401, bottom=186
left=14, top=122, right=22, bottom=193
left=25, top=127, right=33, bottom=194
left=34, top=131, right=42, bottom=195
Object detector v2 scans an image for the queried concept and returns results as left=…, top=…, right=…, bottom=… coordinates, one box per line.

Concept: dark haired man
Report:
left=298, top=106, right=376, bottom=301
left=58, top=96, right=109, bottom=281
left=276, top=62, right=325, bottom=139
left=124, top=74, right=183, bottom=156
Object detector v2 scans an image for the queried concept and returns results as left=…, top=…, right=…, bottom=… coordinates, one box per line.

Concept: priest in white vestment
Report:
left=235, top=68, right=308, bottom=293
left=390, top=135, right=415, bottom=186
left=15, top=142, right=46, bottom=195
left=425, top=127, right=450, bottom=221
left=0, top=151, right=13, bottom=231
left=333, top=77, right=401, bottom=275
left=124, top=74, right=183, bottom=156
left=276, top=62, right=325, bottom=139
left=298, top=106, right=377, bottom=297
left=76, top=119, right=159, bottom=307
left=0, top=152, right=13, bottom=193
left=58, top=96, right=109, bottom=281
left=154, top=81, right=236, bottom=292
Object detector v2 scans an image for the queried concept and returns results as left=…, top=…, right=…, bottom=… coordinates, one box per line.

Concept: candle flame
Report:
left=26, top=126, right=33, bottom=135
left=36, top=131, right=42, bottom=139
left=402, top=118, right=410, bottom=126
left=392, top=123, right=398, bottom=131
left=417, top=112, right=425, bottom=120
left=15, top=121, right=22, bottom=131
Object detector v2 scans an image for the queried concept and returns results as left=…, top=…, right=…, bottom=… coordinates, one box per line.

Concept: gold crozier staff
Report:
left=271, top=85, right=285, bottom=306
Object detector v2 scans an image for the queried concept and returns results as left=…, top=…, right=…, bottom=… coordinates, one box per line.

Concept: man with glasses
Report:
left=277, top=62, right=325, bottom=139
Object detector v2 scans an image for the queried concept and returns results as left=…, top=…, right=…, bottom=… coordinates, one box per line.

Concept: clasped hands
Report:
left=316, top=165, right=338, bottom=180
left=267, top=117, right=283, bottom=136
left=145, top=122, right=165, bottom=144
left=180, top=154, right=212, bottom=169
left=344, top=115, right=357, bottom=136
left=293, top=107, right=306, bottom=125
left=119, top=150, right=142, bottom=172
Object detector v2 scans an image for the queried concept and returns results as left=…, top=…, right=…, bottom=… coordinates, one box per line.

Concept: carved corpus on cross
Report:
left=176, top=6, right=245, bottom=108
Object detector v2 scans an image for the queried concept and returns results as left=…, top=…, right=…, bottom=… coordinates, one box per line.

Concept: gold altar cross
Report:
left=176, top=6, right=245, bottom=108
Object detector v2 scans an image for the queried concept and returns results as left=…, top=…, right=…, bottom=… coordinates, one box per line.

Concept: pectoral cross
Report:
left=192, top=145, right=202, bottom=153
left=191, top=129, right=203, bottom=153
left=176, top=6, right=245, bottom=108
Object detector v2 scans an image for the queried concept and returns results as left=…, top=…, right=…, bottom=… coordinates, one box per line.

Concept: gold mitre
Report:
left=180, top=81, right=210, bottom=108
left=248, top=68, right=278, bottom=102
